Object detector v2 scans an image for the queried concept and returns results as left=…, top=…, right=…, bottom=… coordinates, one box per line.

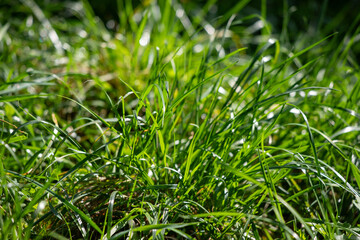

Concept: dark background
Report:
left=2, top=0, right=359, bottom=38
left=1, top=0, right=359, bottom=58
left=88, top=0, right=359, bottom=36
left=86, top=0, right=360, bottom=60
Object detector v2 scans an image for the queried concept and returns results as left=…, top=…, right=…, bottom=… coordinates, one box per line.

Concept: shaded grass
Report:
left=1, top=0, right=360, bottom=239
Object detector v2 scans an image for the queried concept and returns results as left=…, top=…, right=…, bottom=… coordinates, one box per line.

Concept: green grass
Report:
left=1, top=0, right=360, bottom=239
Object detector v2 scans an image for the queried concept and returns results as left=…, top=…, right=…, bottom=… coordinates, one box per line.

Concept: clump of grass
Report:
left=1, top=0, right=360, bottom=239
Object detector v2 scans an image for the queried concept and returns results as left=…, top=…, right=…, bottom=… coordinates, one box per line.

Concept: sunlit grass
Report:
left=1, top=0, right=360, bottom=239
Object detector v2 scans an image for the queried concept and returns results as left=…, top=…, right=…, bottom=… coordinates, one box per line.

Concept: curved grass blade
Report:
left=0, top=94, right=50, bottom=102
left=5, top=170, right=102, bottom=234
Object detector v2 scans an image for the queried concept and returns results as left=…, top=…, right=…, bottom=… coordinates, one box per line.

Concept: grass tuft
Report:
left=1, top=0, right=360, bottom=239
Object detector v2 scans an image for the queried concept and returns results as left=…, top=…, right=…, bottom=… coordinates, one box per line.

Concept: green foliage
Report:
left=1, top=0, right=360, bottom=239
